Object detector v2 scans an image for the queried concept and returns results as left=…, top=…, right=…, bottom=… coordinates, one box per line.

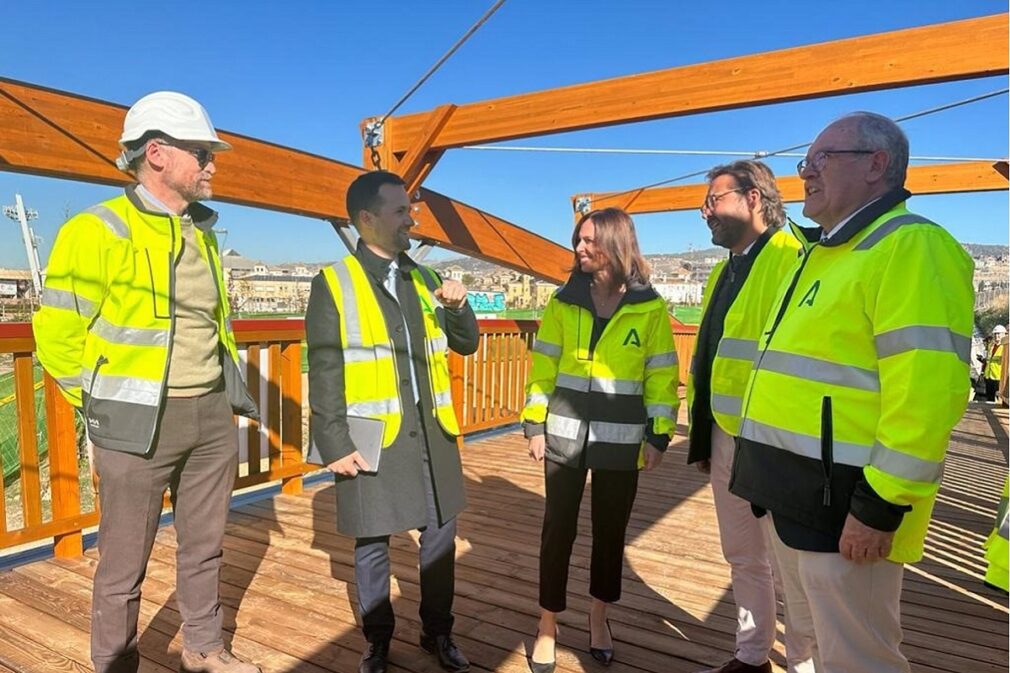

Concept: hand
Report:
left=642, top=445, right=664, bottom=471
left=528, top=435, right=546, bottom=462
left=434, top=279, right=467, bottom=310
left=839, top=513, right=894, bottom=563
left=327, top=451, right=371, bottom=477
left=695, top=458, right=711, bottom=474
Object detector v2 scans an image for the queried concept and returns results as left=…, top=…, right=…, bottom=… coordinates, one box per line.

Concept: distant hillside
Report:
left=430, top=249, right=724, bottom=279
left=963, top=243, right=1008, bottom=258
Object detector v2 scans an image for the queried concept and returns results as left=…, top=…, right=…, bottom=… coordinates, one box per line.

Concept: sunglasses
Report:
left=153, top=140, right=216, bottom=168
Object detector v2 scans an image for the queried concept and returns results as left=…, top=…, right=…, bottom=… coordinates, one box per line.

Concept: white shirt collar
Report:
left=820, top=197, right=881, bottom=242
left=134, top=184, right=177, bottom=215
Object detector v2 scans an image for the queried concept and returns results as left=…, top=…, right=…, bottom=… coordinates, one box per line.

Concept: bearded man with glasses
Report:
left=33, top=91, right=261, bottom=673
left=687, top=160, right=809, bottom=673
left=730, top=112, right=974, bottom=672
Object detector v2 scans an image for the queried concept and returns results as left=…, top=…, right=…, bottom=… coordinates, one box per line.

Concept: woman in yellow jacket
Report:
left=521, top=208, right=679, bottom=671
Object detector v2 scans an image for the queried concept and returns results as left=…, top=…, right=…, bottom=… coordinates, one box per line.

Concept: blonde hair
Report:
left=572, top=207, right=651, bottom=286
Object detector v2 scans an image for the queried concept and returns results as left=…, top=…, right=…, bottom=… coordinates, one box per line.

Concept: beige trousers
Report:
left=768, top=518, right=910, bottom=673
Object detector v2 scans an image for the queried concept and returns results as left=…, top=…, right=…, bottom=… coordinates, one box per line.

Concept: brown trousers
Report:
left=91, top=389, right=238, bottom=673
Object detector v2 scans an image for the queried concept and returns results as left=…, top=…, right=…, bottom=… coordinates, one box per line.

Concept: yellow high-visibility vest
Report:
left=321, top=255, right=459, bottom=447
left=732, top=199, right=974, bottom=563
left=522, top=279, right=679, bottom=470
left=984, top=476, right=1009, bottom=592
left=984, top=342, right=1004, bottom=381
left=687, top=228, right=801, bottom=438
left=981, top=474, right=1005, bottom=590
left=32, top=186, right=256, bottom=455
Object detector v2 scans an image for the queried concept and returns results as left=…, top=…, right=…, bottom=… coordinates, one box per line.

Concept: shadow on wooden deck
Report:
left=0, top=404, right=1006, bottom=672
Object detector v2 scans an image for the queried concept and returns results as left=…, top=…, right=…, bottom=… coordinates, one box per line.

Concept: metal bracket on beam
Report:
left=363, top=119, right=384, bottom=148
left=328, top=218, right=359, bottom=253
left=410, top=241, right=435, bottom=263
left=574, top=196, right=592, bottom=216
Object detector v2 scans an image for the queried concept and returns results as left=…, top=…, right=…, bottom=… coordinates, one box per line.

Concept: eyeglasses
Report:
left=700, top=188, right=745, bottom=212
left=153, top=140, right=216, bottom=168
left=797, top=149, right=875, bottom=176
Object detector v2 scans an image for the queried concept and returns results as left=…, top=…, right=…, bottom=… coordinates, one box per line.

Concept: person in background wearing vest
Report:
left=730, top=112, right=974, bottom=673
left=305, top=171, right=478, bottom=673
left=32, top=92, right=261, bottom=673
left=980, top=324, right=1006, bottom=402
left=686, top=161, right=812, bottom=673
left=522, top=208, right=679, bottom=673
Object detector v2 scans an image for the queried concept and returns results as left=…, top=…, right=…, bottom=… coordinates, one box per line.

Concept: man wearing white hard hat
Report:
left=982, top=324, right=1007, bottom=402
left=33, top=92, right=260, bottom=673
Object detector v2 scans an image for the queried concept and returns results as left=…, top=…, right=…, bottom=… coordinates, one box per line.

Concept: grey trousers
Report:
left=354, top=450, right=457, bottom=644
left=91, top=389, right=238, bottom=673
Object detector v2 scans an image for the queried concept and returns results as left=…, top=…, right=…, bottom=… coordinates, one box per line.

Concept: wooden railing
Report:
left=0, top=317, right=698, bottom=559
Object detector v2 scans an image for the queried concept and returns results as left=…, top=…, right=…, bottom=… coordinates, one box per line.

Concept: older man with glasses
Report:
left=33, top=91, right=261, bottom=673
left=729, top=112, right=974, bottom=672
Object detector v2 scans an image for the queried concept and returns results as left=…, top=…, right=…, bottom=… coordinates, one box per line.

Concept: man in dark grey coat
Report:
left=306, top=171, right=479, bottom=673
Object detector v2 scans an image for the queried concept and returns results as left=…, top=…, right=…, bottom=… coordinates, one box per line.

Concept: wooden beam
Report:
left=385, top=14, right=1008, bottom=154
left=0, top=77, right=570, bottom=282
left=575, top=161, right=1010, bottom=215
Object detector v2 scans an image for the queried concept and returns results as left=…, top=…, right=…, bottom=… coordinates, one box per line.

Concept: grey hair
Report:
left=836, top=111, right=909, bottom=188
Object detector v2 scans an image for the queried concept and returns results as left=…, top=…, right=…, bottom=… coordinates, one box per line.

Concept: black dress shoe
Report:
left=589, top=617, right=614, bottom=666
left=420, top=633, right=470, bottom=673
left=359, top=640, right=390, bottom=673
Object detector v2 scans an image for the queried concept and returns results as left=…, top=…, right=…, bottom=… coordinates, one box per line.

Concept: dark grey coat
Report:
left=305, top=243, right=479, bottom=538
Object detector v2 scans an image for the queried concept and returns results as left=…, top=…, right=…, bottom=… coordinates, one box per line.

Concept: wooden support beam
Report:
left=385, top=14, right=1008, bottom=154
left=396, top=104, right=456, bottom=193
left=0, top=77, right=570, bottom=282
left=360, top=105, right=456, bottom=194
left=575, top=161, right=1010, bottom=215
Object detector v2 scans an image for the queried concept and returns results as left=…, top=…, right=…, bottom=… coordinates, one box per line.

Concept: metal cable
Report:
left=461, top=145, right=1004, bottom=163
left=582, top=87, right=1010, bottom=203
left=376, top=0, right=507, bottom=127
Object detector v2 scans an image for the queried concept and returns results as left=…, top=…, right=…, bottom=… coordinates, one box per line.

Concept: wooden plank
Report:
left=385, top=14, right=1009, bottom=153
left=244, top=343, right=262, bottom=476
left=267, top=343, right=282, bottom=471
left=13, top=353, right=43, bottom=530
left=0, top=511, right=100, bottom=549
left=577, top=160, right=1010, bottom=215
left=280, top=341, right=304, bottom=495
left=0, top=77, right=571, bottom=283
left=45, top=374, right=83, bottom=558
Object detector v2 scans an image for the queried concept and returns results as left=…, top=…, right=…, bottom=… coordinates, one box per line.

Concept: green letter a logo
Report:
left=623, top=328, right=641, bottom=347
left=798, top=280, right=820, bottom=308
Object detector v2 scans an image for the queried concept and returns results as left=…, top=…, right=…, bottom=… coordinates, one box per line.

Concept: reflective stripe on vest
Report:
left=685, top=228, right=803, bottom=439
left=323, top=256, right=459, bottom=447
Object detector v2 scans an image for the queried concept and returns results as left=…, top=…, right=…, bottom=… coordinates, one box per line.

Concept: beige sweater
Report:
left=166, top=216, right=223, bottom=396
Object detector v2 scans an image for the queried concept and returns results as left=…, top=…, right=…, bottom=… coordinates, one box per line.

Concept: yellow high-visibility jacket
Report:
left=984, top=476, right=1009, bottom=592
left=730, top=190, right=974, bottom=563
left=32, top=186, right=258, bottom=455
left=320, top=255, right=459, bottom=447
left=686, top=228, right=801, bottom=464
left=984, top=342, right=1004, bottom=381
left=522, top=273, right=679, bottom=470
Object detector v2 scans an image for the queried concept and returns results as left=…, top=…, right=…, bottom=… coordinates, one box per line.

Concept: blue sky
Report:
left=1, top=0, right=1007, bottom=269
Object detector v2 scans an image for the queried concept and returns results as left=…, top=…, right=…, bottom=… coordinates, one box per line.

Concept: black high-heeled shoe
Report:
left=589, top=616, right=614, bottom=666
left=528, top=626, right=558, bottom=673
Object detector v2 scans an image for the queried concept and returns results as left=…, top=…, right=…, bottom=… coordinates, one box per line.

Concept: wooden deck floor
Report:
left=0, top=403, right=1006, bottom=673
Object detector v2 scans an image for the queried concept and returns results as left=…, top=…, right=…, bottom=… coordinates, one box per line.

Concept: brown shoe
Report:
left=180, top=648, right=262, bottom=673
left=695, top=658, right=772, bottom=673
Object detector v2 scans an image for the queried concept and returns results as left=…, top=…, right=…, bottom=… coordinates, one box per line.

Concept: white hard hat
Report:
left=993, top=324, right=1007, bottom=335
left=115, top=91, right=231, bottom=171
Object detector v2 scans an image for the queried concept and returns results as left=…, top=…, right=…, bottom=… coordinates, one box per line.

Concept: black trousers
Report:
left=986, top=378, right=999, bottom=402
left=539, top=459, right=639, bottom=612
left=354, top=450, right=456, bottom=644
